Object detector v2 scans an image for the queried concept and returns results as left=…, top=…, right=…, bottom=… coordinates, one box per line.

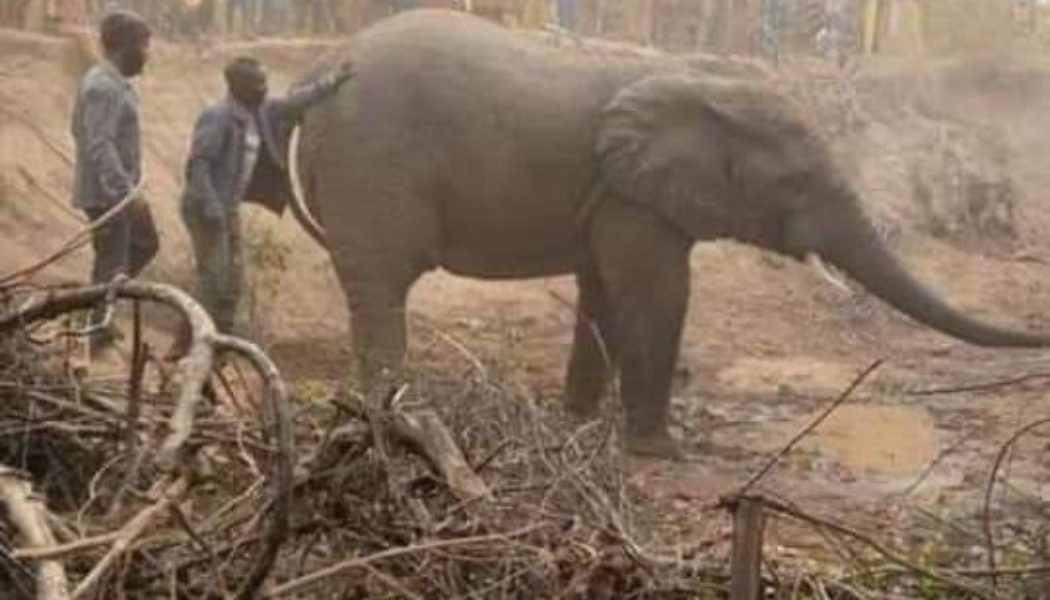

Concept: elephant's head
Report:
left=597, top=73, right=1050, bottom=347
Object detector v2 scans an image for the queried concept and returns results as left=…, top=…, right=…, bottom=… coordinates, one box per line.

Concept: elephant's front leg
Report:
left=564, top=266, right=619, bottom=418
left=591, top=200, right=691, bottom=459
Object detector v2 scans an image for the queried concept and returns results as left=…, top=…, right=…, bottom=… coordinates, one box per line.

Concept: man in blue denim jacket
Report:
left=173, top=56, right=352, bottom=354
left=71, top=9, right=157, bottom=350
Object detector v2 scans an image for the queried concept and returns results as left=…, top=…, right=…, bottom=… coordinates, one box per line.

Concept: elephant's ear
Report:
left=596, top=73, right=792, bottom=239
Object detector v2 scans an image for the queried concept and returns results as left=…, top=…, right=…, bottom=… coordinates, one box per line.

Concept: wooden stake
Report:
left=730, top=496, right=766, bottom=600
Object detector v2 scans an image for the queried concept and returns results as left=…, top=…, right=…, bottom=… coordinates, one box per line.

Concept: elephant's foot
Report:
left=624, top=429, right=683, bottom=461
left=563, top=370, right=611, bottom=420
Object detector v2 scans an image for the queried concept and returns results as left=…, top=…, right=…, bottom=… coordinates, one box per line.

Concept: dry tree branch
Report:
left=874, top=562, right=1050, bottom=580
left=124, top=299, right=146, bottom=453
left=70, top=275, right=124, bottom=339
left=981, top=417, right=1050, bottom=593
left=388, top=407, right=493, bottom=502
left=909, top=372, right=1050, bottom=396
left=953, top=564, right=1050, bottom=578
left=212, top=333, right=296, bottom=600
left=411, top=317, right=490, bottom=382
left=756, top=496, right=993, bottom=599
left=105, top=300, right=149, bottom=519
left=70, top=476, right=190, bottom=600
left=0, top=281, right=217, bottom=472
left=348, top=383, right=492, bottom=502
left=547, top=289, right=614, bottom=373
left=901, top=432, right=973, bottom=497
left=0, top=465, right=70, bottom=600
left=739, top=360, right=883, bottom=494
left=361, top=563, right=426, bottom=600
left=0, top=548, right=35, bottom=600
left=264, top=524, right=545, bottom=598
left=11, top=531, right=123, bottom=562
left=0, top=181, right=145, bottom=287
left=168, top=503, right=231, bottom=597
left=1, top=281, right=297, bottom=597
left=0, top=104, right=76, bottom=168
left=14, top=166, right=88, bottom=224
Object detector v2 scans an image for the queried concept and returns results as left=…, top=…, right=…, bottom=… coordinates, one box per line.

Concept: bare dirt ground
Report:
left=5, top=29, right=1050, bottom=561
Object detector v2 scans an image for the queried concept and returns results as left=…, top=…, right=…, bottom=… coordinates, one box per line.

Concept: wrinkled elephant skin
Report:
left=291, top=10, right=1050, bottom=458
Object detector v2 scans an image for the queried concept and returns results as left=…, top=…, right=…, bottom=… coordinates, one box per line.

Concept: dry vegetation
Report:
left=4, top=275, right=1050, bottom=598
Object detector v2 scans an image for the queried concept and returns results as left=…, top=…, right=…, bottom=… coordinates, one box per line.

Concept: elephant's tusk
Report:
left=288, top=124, right=328, bottom=245
left=807, top=253, right=852, bottom=294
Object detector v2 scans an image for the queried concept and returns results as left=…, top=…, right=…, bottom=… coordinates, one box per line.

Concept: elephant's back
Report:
left=353, top=9, right=640, bottom=73
left=349, top=10, right=640, bottom=111
left=310, top=11, right=655, bottom=278
left=342, top=11, right=651, bottom=186
left=335, top=11, right=637, bottom=276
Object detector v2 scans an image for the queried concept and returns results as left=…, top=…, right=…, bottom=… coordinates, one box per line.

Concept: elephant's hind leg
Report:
left=323, top=143, right=439, bottom=393
left=340, top=271, right=418, bottom=391
left=564, top=266, right=619, bottom=418
left=331, top=214, right=436, bottom=393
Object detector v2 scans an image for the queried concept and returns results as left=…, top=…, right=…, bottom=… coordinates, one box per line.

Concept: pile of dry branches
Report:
left=4, top=277, right=1050, bottom=599
left=273, top=373, right=718, bottom=599
left=0, top=278, right=718, bottom=599
left=0, top=280, right=293, bottom=599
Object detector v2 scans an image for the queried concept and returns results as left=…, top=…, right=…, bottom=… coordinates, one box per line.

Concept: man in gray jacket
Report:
left=173, top=56, right=352, bottom=354
left=71, top=9, right=157, bottom=350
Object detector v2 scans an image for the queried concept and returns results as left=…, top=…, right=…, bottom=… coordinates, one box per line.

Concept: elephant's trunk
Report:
left=820, top=200, right=1050, bottom=348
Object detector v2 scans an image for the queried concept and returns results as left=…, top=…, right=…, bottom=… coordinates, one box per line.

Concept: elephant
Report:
left=285, top=9, right=1050, bottom=458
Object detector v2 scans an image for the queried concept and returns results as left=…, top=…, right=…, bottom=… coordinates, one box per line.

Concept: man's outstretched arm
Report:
left=272, top=61, right=354, bottom=119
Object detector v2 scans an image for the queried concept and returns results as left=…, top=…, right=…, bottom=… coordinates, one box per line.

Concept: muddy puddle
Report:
left=781, top=404, right=938, bottom=477
left=701, top=357, right=941, bottom=487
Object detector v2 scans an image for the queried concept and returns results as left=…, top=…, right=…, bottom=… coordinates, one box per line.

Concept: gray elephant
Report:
left=286, top=10, right=1050, bottom=458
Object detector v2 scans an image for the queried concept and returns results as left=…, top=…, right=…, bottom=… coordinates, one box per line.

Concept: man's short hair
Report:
left=224, top=56, right=265, bottom=88
left=99, top=9, right=150, bottom=54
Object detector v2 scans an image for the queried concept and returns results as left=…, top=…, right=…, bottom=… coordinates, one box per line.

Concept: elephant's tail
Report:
left=288, top=124, right=328, bottom=247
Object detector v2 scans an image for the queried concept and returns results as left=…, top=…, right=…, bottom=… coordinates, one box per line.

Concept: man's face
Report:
left=231, top=67, right=268, bottom=109
left=116, top=34, right=150, bottom=78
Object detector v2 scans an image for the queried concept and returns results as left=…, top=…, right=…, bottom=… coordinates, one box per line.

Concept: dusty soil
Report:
left=5, top=28, right=1050, bottom=555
